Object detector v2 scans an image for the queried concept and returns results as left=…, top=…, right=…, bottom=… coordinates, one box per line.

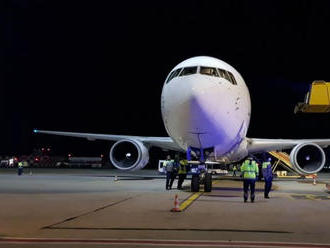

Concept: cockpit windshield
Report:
left=166, top=66, right=198, bottom=83
left=166, top=68, right=182, bottom=83
left=200, top=67, right=219, bottom=77
left=166, top=66, right=237, bottom=85
left=179, top=67, right=197, bottom=76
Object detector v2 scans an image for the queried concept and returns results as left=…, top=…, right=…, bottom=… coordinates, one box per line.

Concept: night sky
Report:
left=3, top=1, right=330, bottom=157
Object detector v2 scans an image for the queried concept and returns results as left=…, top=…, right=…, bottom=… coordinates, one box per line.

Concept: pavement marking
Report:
left=179, top=179, right=222, bottom=211
left=290, top=194, right=330, bottom=200
left=179, top=192, right=202, bottom=211
left=2, top=238, right=330, bottom=247
left=42, top=196, right=134, bottom=229
left=44, top=226, right=292, bottom=233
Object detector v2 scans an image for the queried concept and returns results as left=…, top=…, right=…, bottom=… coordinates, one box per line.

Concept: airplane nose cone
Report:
left=164, top=78, right=229, bottom=148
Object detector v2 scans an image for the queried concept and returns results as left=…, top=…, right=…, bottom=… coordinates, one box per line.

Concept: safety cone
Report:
left=171, top=194, right=181, bottom=212
left=313, top=175, right=317, bottom=185
left=114, top=175, right=118, bottom=182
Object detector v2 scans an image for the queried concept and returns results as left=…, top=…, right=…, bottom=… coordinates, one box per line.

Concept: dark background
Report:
left=3, top=0, right=330, bottom=158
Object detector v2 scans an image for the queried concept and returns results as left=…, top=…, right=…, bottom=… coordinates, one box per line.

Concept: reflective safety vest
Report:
left=262, top=162, right=271, bottom=169
left=241, top=160, right=259, bottom=179
left=233, top=165, right=237, bottom=171
left=262, top=162, right=273, bottom=180
left=178, top=159, right=188, bottom=174
left=165, top=160, right=174, bottom=172
left=18, top=162, right=23, bottom=167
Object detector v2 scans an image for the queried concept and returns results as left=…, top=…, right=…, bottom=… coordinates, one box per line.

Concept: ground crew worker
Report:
left=18, top=161, right=24, bottom=176
left=240, top=156, right=259, bottom=203
left=262, top=157, right=273, bottom=199
left=169, top=154, right=180, bottom=189
left=232, top=165, right=237, bottom=176
left=177, top=158, right=188, bottom=189
left=165, top=155, right=174, bottom=190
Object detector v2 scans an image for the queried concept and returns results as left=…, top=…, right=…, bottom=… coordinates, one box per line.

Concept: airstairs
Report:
left=268, top=151, right=317, bottom=178
left=268, top=151, right=300, bottom=177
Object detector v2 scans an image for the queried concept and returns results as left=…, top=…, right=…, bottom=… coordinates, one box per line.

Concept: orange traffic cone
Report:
left=171, top=194, right=181, bottom=212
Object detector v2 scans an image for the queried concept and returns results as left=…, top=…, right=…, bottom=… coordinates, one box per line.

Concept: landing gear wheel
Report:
left=191, top=175, right=200, bottom=192
left=204, top=173, right=212, bottom=192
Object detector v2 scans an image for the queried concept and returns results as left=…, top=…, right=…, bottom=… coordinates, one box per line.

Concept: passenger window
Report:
left=166, top=68, right=182, bottom=83
left=179, top=67, right=197, bottom=76
left=200, top=67, right=219, bottom=77
left=228, top=71, right=237, bottom=85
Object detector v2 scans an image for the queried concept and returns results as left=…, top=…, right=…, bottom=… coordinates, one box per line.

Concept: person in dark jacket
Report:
left=170, top=154, right=180, bottom=189
left=262, top=157, right=273, bottom=198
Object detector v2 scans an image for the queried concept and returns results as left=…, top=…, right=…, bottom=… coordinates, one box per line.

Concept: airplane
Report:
left=34, top=56, right=330, bottom=192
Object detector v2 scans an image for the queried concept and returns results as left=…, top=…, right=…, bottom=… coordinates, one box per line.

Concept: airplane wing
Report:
left=246, top=137, right=330, bottom=153
left=246, top=137, right=330, bottom=175
left=33, top=129, right=182, bottom=151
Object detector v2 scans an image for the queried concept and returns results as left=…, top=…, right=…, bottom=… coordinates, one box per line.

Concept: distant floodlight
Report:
left=33, top=129, right=38, bottom=133
left=306, top=155, right=310, bottom=161
left=126, top=153, right=131, bottom=159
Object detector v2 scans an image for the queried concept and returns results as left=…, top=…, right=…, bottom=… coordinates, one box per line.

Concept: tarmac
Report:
left=1, top=168, right=330, bottom=247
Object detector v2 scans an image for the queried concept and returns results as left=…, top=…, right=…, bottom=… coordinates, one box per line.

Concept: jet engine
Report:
left=109, top=139, right=149, bottom=171
left=290, top=143, right=326, bottom=175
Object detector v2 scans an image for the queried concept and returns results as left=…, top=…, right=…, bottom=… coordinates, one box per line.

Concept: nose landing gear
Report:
left=190, top=168, right=212, bottom=192
left=188, top=147, right=213, bottom=192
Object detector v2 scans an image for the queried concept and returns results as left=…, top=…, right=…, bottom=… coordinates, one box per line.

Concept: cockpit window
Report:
left=227, top=71, right=237, bottom=85
left=217, top=68, right=237, bottom=85
left=179, top=66, right=197, bottom=76
left=166, top=68, right=182, bottom=83
left=217, top=68, right=226, bottom=78
left=200, top=67, right=219, bottom=77
left=217, top=68, right=230, bottom=82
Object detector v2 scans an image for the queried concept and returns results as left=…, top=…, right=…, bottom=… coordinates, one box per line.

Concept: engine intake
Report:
left=109, top=139, right=149, bottom=171
left=290, top=143, right=326, bottom=175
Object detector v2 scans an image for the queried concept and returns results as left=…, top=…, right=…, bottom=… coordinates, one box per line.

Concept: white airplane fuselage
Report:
left=161, top=56, right=251, bottom=162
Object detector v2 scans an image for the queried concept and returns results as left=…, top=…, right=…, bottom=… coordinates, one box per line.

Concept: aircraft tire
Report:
left=204, top=173, right=212, bottom=192
left=191, top=175, right=200, bottom=192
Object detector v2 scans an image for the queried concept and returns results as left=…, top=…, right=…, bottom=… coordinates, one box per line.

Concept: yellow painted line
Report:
left=179, top=192, right=202, bottom=211
left=305, top=194, right=316, bottom=200
left=179, top=179, right=220, bottom=211
left=286, top=194, right=295, bottom=200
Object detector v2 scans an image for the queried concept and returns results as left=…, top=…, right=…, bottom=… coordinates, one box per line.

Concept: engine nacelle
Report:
left=290, top=143, right=326, bottom=175
left=109, top=139, right=149, bottom=171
